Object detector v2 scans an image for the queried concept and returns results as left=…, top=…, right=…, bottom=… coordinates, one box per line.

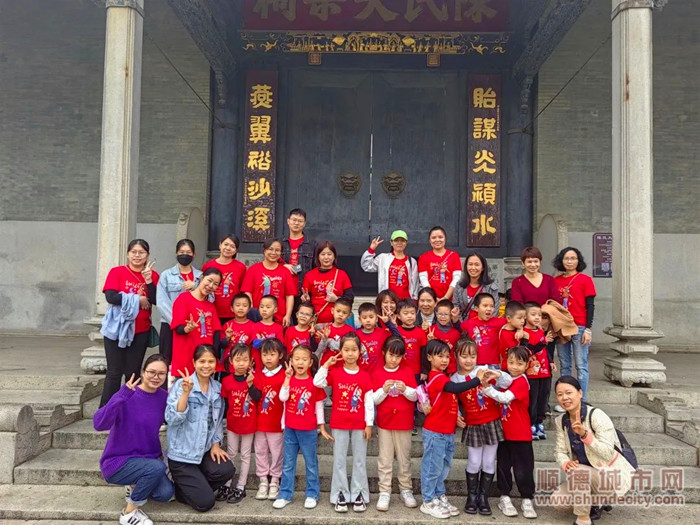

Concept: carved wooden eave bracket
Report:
left=167, top=0, right=237, bottom=106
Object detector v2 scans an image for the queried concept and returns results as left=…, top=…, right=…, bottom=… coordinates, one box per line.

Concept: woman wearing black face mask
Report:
left=156, top=239, right=202, bottom=375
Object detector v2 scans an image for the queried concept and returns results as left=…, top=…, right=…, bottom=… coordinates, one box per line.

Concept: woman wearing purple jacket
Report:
left=94, top=354, right=173, bottom=525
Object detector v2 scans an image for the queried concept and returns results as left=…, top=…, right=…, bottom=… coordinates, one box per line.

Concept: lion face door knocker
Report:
left=338, top=172, right=361, bottom=198
left=382, top=171, right=406, bottom=198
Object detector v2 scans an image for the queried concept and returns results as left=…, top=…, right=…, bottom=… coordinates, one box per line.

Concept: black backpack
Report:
left=561, top=407, right=638, bottom=470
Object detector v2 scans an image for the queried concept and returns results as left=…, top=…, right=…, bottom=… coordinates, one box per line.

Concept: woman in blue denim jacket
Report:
left=166, top=344, right=235, bottom=512
left=156, top=239, right=202, bottom=373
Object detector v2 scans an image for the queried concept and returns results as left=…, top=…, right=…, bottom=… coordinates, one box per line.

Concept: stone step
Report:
left=83, top=396, right=100, bottom=419
left=52, top=419, right=697, bottom=467
left=0, top=485, right=694, bottom=523
left=0, top=389, right=94, bottom=410
left=542, top=403, right=665, bottom=433
left=14, top=448, right=700, bottom=502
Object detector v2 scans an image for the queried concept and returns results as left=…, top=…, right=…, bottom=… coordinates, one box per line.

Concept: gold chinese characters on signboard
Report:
left=243, top=72, right=278, bottom=242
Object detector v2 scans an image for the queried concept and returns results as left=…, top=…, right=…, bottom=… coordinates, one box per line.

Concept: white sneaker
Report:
left=304, top=497, right=317, bottom=509
left=522, top=498, right=537, bottom=519
left=420, top=498, right=451, bottom=519
left=498, top=495, right=518, bottom=517
left=120, top=508, right=153, bottom=525
left=272, top=498, right=292, bottom=509
left=554, top=404, right=566, bottom=413
left=438, top=494, right=460, bottom=516
left=255, top=480, right=269, bottom=500
left=268, top=481, right=279, bottom=500
left=376, top=492, right=391, bottom=511
left=400, top=490, right=418, bottom=508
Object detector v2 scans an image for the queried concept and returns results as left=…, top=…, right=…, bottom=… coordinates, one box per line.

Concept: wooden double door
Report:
left=284, top=69, right=464, bottom=258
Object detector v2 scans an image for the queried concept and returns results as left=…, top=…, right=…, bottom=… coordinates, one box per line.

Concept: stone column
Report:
left=603, top=0, right=666, bottom=387
left=81, top=0, right=145, bottom=373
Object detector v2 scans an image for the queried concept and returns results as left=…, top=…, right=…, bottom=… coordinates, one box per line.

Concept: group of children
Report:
left=194, top=288, right=555, bottom=519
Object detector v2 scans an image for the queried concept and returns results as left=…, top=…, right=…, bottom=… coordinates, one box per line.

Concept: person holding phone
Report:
left=100, top=239, right=159, bottom=407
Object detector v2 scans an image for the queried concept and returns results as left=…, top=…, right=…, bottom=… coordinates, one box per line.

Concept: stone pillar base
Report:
left=603, top=355, right=667, bottom=388
left=81, top=316, right=106, bottom=374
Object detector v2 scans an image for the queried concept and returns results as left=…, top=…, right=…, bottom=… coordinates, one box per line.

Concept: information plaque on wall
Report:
left=592, top=233, right=612, bottom=278
left=242, top=70, right=278, bottom=242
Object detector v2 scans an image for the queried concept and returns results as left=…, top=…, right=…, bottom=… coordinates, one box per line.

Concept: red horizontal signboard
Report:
left=243, top=0, right=509, bottom=32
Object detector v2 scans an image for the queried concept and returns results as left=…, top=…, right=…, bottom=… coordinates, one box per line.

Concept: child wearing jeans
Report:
left=313, top=333, right=374, bottom=513
left=273, top=345, right=330, bottom=510
left=372, top=336, right=418, bottom=512
left=420, top=340, right=488, bottom=519
left=253, top=338, right=286, bottom=501
left=218, top=343, right=259, bottom=504
left=482, top=345, right=537, bottom=519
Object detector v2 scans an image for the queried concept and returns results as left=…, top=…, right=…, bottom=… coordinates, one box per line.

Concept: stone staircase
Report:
left=1, top=377, right=698, bottom=523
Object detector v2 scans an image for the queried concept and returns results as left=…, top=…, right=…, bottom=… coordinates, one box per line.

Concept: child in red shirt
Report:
left=481, top=346, right=537, bottom=519
left=523, top=302, right=555, bottom=441
left=460, top=293, right=506, bottom=367
left=314, top=333, right=374, bottom=512
left=316, top=298, right=355, bottom=368
left=451, top=338, right=512, bottom=515
left=273, top=345, right=330, bottom=510
left=253, top=295, right=285, bottom=347
left=427, top=299, right=461, bottom=374
left=395, top=298, right=428, bottom=381
left=355, top=302, right=400, bottom=373
left=222, top=292, right=258, bottom=363
left=253, top=338, right=287, bottom=501
left=219, top=344, right=260, bottom=504
left=284, top=302, right=316, bottom=351
left=419, top=340, right=487, bottom=519
left=497, top=301, right=528, bottom=370
left=371, top=336, right=418, bottom=511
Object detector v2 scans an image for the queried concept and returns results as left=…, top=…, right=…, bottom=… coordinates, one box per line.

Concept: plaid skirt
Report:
left=461, top=418, right=504, bottom=447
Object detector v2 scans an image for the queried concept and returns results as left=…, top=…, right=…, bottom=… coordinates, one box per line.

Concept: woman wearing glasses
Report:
left=552, top=247, right=597, bottom=403
left=94, top=354, right=174, bottom=525
left=100, top=239, right=159, bottom=407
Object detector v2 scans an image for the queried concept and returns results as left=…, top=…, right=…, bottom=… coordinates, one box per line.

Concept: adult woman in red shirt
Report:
left=100, top=239, right=159, bottom=407
left=202, top=234, right=247, bottom=324
left=418, top=226, right=462, bottom=301
left=510, top=246, right=559, bottom=306
left=240, top=239, right=298, bottom=327
left=552, top=247, right=596, bottom=402
left=302, top=241, right=354, bottom=325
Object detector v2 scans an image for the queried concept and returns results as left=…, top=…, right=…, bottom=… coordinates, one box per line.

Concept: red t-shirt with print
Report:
left=288, top=237, right=303, bottom=267
left=302, top=267, right=353, bottom=324
left=372, top=365, right=417, bottom=431
left=255, top=367, right=286, bottom=433
left=498, top=327, right=523, bottom=370
left=284, top=325, right=313, bottom=351
left=388, top=257, right=411, bottom=299
left=524, top=327, right=551, bottom=379
left=418, top=250, right=461, bottom=299
left=318, top=323, right=356, bottom=368
left=254, top=321, right=285, bottom=344
left=500, top=375, right=532, bottom=441
left=461, top=317, right=507, bottom=366
left=170, top=292, right=221, bottom=375
left=103, top=265, right=160, bottom=334
left=202, top=259, right=247, bottom=320
left=465, top=284, right=481, bottom=320
left=240, top=262, right=298, bottom=323
left=454, top=372, right=501, bottom=426
left=423, top=371, right=459, bottom=434
left=356, top=326, right=391, bottom=373
left=284, top=376, right=326, bottom=431
left=222, top=319, right=257, bottom=353
left=396, top=325, right=427, bottom=375
left=554, top=273, right=596, bottom=327
left=327, top=367, right=373, bottom=430
left=221, top=375, right=257, bottom=435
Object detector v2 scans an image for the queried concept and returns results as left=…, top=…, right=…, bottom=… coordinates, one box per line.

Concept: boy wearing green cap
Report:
left=361, top=230, right=419, bottom=299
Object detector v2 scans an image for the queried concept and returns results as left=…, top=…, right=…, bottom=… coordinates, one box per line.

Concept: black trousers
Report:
left=159, top=322, right=173, bottom=367
left=100, top=331, right=149, bottom=407
left=529, top=376, right=552, bottom=425
left=497, top=440, right=535, bottom=499
left=169, top=453, right=236, bottom=512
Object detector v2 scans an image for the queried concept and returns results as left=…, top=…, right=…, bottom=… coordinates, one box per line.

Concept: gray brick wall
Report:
left=0, top=0, right=210, bottom=224
left=535, top=1, right=699, bottom=234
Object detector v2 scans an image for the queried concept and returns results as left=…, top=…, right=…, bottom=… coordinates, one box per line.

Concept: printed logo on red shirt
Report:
left=259, top=387, right=278, bottom=414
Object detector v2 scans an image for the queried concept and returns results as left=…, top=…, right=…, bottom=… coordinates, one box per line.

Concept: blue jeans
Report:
left=106, top=457, right=174, bottom=506
left=556, top=325, right=590, bottom=400
left=278, top=428, right=320, bottom=501
left=420, top=428, right=455, bottom=502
